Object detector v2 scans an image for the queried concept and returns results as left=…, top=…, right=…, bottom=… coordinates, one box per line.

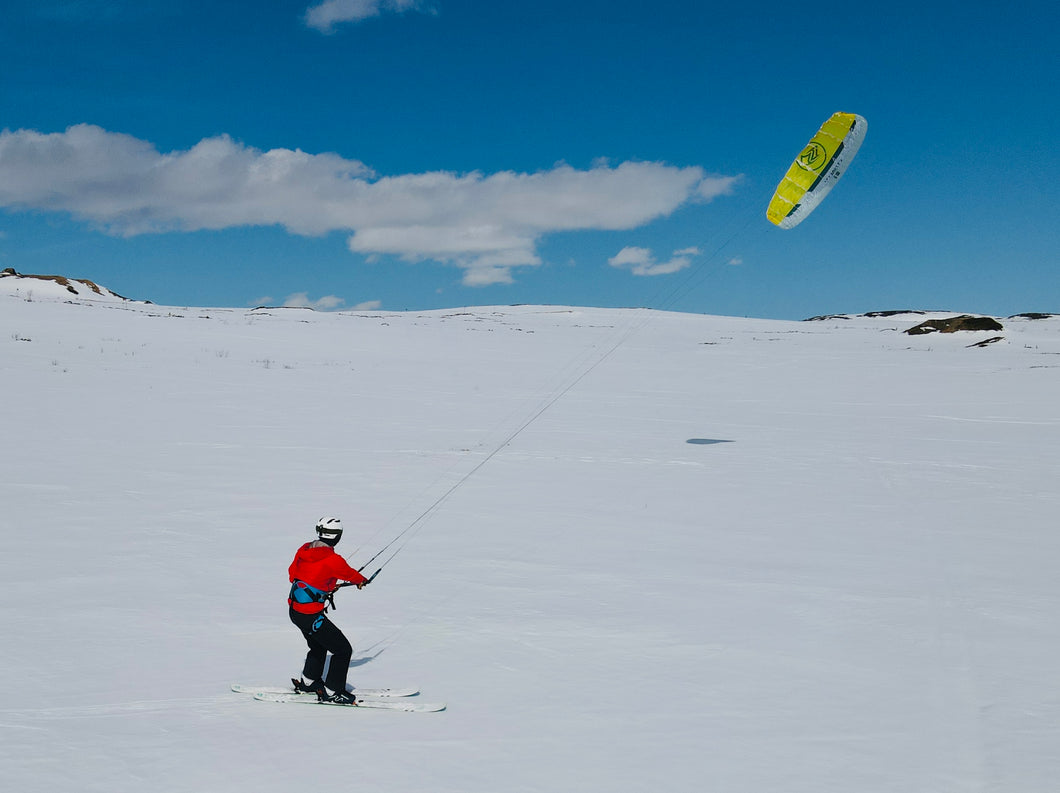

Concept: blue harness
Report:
left=289, top=580, right=329, bottom=605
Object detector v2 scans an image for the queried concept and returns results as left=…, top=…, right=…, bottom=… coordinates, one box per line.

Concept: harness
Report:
left=289, top=580, right=332, bottom=608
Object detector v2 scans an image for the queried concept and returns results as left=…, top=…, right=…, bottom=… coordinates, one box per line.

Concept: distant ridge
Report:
left=806, top=310, right=933, bottom=321
left=804, top=310, right=1057, bottom=322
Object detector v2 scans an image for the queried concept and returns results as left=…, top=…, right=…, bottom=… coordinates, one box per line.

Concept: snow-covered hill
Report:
left=2, top=284, right=1058, bottom=792
left=1, top=267, right=134, bottom=303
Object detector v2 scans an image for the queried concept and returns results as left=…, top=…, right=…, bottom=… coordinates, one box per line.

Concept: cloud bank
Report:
left=304, top=0, right=432, bottom=33
left=0, top=125, right=740, bottom=286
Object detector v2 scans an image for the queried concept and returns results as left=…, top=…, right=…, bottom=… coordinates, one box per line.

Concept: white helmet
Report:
left=315, top=516, right=343, bottom=546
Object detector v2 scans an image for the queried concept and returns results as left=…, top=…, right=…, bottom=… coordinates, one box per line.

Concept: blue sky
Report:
left=1, top=0, right=1056, bottom=318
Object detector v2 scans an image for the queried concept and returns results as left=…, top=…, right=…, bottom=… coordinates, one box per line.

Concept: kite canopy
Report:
left=767, top=112, right=867, bottom=229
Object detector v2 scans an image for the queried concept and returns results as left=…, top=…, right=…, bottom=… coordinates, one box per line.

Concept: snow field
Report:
left=2, top=289, right=1059, bottom=792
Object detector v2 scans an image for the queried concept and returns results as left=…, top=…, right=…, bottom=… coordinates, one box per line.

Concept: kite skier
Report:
left=287, top=517, right=368, bottom=705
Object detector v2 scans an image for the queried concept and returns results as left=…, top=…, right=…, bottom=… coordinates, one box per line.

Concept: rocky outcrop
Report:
left=904, top=315, right=1004, bottom=335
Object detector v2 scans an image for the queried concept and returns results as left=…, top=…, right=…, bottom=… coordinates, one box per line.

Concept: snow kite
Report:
left=766, top=112, right=867, bottom=229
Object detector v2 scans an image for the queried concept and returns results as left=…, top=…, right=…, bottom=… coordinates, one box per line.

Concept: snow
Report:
left=2, top=285, right=1059, bottom=792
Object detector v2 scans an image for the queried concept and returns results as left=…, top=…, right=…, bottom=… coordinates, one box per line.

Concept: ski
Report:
left=252, top=690, right=445, bottom=712
left=231, top=683, right=419, bottom=698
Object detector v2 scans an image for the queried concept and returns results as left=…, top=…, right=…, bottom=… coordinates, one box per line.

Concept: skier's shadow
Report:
left=349, top=649, right=384, bottom=668
left=321, top=650, right=381, bottom=683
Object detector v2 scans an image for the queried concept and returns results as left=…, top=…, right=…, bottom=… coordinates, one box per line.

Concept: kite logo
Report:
left=798, top=141, right=829, bottom=172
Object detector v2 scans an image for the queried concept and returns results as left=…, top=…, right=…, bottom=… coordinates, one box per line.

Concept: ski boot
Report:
left=291, top=677, right=325, bottom=696
left=322, top=688, right=357, bottom=705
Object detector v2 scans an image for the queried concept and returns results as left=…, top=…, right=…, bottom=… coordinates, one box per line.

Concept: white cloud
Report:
left=252, top=293, right=357, bottom=310
left=697, top=174, right=743, bottom=200
left=282, top=292, right=346, bottom=310
left=608, top=246, right=700, bottom=277
left=304, top=0, right=431, bottom=33
left=608, top=246, right=653, bottom=269
left=0, top=124, right=740, bottom=286
left=351, top=299, right=382, bottom=310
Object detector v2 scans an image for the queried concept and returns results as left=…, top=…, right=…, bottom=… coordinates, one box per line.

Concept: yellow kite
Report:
left=767, top=112, right=867, bottom=229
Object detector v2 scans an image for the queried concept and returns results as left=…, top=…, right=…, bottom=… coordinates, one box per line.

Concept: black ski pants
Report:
left=289, top=607, right=352, bottom=694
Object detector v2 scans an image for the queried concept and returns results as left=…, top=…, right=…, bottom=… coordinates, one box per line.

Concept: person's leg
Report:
left=307, top=614, right=353, bottom=693
left=289, top=609, right=328, bottom=684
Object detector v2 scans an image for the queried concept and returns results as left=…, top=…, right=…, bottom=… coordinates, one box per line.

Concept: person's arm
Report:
left=331, top=554, right=369, bottom=588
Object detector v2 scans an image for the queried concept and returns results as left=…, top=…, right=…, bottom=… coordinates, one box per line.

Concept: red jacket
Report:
left=288, top=542, right=368, bottom=614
